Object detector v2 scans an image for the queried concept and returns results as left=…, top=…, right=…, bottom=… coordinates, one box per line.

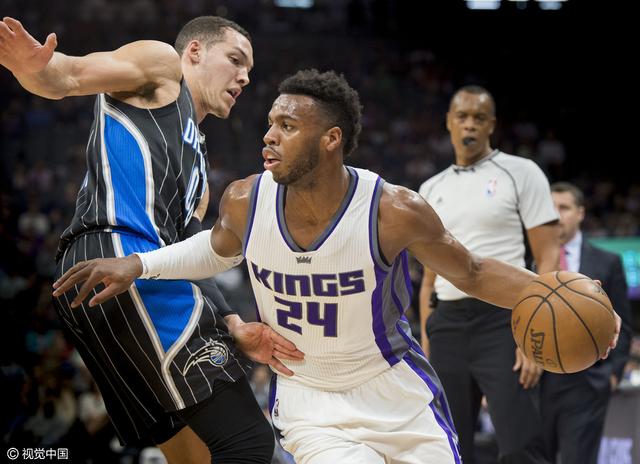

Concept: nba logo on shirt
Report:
left=485, top=179, right=498, bottom=198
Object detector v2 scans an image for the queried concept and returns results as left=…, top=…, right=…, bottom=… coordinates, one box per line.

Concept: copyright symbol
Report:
left=7, top=447, right=19, bottom=460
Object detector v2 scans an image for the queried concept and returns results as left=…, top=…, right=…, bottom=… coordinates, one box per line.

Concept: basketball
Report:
left=511, top=271, right=616, bottom=374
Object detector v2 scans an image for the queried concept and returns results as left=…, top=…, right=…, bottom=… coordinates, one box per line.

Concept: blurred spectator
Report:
left=536, top=130, right=566, bottom=179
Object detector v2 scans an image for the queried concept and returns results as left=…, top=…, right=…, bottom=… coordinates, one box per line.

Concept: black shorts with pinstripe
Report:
left=54, top=231, right=251, bottom=446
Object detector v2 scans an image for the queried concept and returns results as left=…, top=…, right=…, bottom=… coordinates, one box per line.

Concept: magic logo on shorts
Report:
left=181, top=339, right=229, bottom=376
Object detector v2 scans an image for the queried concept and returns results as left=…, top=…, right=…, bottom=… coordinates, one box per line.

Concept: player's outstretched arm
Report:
left=52, top=176, right=258, bottom=307
left=378, top=183, right=621, bottom=352
left=0, top=16, right=180, bottom=99
left=379, top=183, right=536, bottom=309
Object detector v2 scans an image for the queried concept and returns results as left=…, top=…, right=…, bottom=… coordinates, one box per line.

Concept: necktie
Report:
left=559, top=246, right=568, bottom=271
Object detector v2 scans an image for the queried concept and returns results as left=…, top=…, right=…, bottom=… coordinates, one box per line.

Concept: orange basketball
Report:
left=511, top=271, right=616, bottom=374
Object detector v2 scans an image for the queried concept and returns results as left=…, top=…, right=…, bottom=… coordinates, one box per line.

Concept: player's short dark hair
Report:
left=551, top=182, right=585, bottom=208
left=450, top=85, right=496, bottom=116
left=175, top=16, right=251, bottom=56
left=278, top=69, right=362, bottom=157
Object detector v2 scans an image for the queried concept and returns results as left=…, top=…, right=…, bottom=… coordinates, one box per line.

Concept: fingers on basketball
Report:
left=511, top=271, right=616, bottom=374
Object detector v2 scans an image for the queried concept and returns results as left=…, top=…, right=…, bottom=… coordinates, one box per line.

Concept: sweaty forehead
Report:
left=269, top=94, right=318, bottom=120
left=451, top=92, right=492, bottom=114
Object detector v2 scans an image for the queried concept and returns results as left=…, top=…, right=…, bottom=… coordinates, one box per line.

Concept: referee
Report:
left=418, top=86, right=559, bottom=464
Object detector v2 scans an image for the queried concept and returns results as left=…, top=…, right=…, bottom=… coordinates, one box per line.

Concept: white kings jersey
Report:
left=243, top=167, right=430, bottom=391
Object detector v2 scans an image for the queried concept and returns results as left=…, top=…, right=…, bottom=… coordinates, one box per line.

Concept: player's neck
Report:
left=286, top=165, right=350, bottom=222
left=183, top=73, right=207, bottom=123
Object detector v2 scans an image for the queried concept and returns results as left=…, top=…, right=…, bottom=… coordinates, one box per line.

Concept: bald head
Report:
left=450, top=85, right=496, bottom=117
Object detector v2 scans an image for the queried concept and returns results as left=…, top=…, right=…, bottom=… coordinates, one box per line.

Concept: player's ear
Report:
left=323, top=126, right=342, bottom=153
left=184, top=40, right=202, bottom=64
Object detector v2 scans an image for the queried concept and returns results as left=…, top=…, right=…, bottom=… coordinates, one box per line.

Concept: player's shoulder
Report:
left=377, top=181, right=442, bottom=248
left=223, top=174, right=261, bottom=204
left=123, top=40, right=182, bottom=82
left=380, top=182, right=428, bottom=219
left=133, top=40, right=180, bottom=58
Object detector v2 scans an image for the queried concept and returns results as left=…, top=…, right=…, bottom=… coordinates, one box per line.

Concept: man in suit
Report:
left=541, top=181, right=633, bottom=464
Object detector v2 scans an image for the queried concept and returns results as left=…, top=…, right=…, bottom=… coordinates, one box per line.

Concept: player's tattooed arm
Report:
left=378, top=183, right=536, bottom=310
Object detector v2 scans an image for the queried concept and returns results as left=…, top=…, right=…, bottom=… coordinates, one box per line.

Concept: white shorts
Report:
left=271, top=359, right=461, bottom=464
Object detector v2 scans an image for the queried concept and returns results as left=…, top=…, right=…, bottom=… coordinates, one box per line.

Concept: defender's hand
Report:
left=0, top=17, right=57, bottom=75
left=513, top=347, right=543, bottom=389
left=229, top=321, right=304, bottom=377
left=52, top=255, right=143, bottom=308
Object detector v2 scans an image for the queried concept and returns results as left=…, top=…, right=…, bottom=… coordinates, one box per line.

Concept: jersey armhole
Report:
left=368, top=177, right=392, bottom=272
left=242, top=174, right=263, bottom=257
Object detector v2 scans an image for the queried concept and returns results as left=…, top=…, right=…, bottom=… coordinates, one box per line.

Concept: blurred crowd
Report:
left=1, top=1, right=638, bottom=462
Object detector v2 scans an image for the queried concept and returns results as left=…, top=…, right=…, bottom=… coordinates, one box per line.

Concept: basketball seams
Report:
left=554, top=270, right=591, bottom=286
left=561, top=286, right=614, bottom=319
left=513, top=293, right=548, bottom=309
left=518, top=296, right=548, bottom=368
left=533, top=280, right=601, bottom=363
left=547, top=300, right=566, bottom=373
left=548, top=272, right=611, bottom=318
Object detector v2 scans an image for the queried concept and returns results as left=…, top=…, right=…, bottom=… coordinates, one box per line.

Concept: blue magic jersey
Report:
left=243, top=167, right=430, bottom=391
left=58, top=81, right=207, bottom=257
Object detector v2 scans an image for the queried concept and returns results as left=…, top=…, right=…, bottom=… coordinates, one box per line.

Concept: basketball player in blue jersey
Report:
left=54, top=69, right=622, bottom=464
left=0, top=16, right=303, bottom=464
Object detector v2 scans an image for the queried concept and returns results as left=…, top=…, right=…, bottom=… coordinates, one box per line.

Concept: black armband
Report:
left=198, top=278, right=237, bottom=318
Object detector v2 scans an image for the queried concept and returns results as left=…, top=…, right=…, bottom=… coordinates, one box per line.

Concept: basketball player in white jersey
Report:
left=53, top=69, right=621, bottom=464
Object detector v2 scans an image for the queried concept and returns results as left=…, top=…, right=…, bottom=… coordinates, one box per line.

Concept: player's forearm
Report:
left=136, top=229, right=244, bottom=281
left=458, top=256, right=537, bottom=310
left=14, top=52, right=77, bottom=99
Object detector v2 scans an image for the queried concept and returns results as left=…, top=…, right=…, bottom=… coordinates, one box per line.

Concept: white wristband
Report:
left=135, top=229, right=243, bottom=280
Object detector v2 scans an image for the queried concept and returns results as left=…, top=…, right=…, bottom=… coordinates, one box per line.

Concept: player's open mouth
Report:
left=462, top=137, right=476, bottom=146
left=262, top=148, right=281, bottom=170
left=226, top=88, right=241, bottom=102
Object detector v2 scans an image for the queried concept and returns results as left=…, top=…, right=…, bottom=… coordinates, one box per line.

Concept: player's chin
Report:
left=212, top=102, right=233, bottom=119
left=215, top=107, right=232, bottom=119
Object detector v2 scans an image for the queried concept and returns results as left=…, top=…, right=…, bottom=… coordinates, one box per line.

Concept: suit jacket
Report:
left=579, top=239, right=633, bottom=392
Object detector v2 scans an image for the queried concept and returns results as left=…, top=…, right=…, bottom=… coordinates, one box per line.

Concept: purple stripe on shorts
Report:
left=396, top=327, right=457, bottom=435
left=403, top=354, right=462, bottom=464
